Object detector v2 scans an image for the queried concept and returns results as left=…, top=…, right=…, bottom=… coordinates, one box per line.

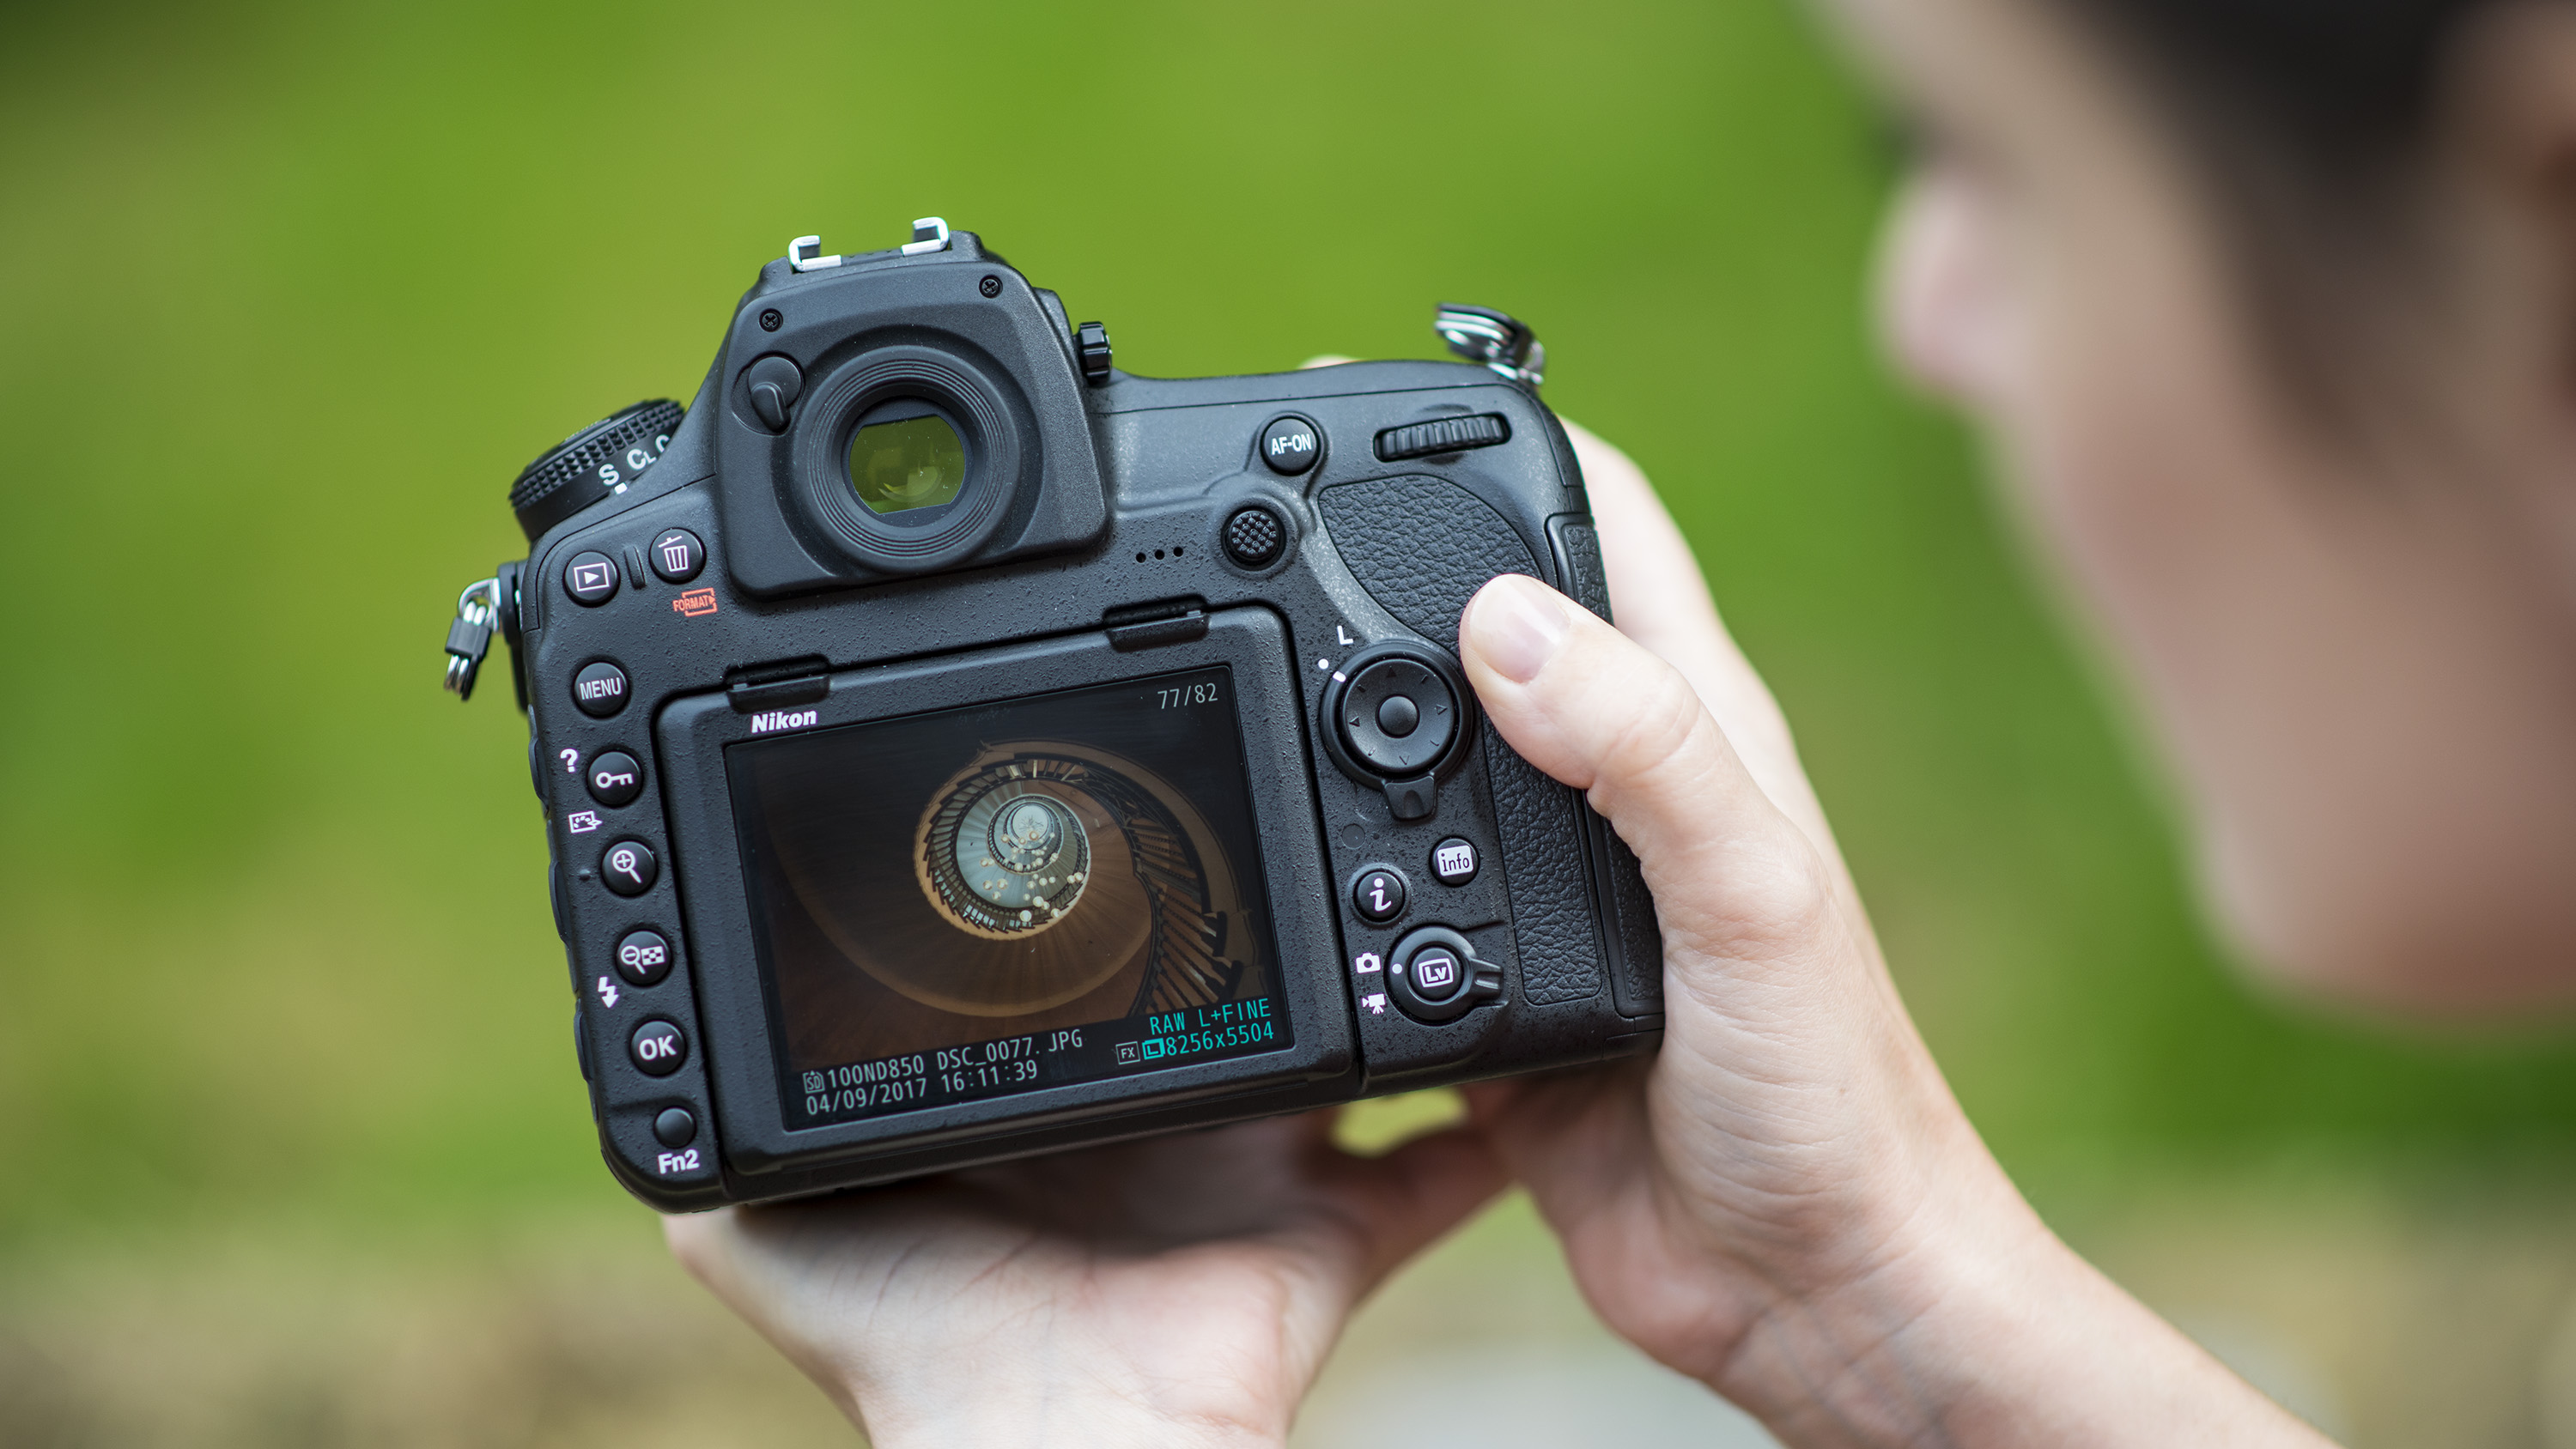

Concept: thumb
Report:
left=1458, top=573, right=1833, bottom=968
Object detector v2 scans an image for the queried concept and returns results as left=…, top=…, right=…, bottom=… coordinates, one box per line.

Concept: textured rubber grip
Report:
left=1319, top=476, right=1606, bottom=1007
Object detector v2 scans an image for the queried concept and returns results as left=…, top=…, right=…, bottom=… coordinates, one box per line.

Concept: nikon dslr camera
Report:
left=441, top=219, right=1662, bottom=1210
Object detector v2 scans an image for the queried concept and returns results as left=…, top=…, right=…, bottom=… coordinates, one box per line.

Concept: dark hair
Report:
left=2075, top=0, right=2477, bottom=171
left=2059, top=0, right=2494, bottom=423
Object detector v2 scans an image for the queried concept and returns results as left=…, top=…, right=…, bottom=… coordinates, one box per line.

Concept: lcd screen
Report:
left=726, top=665, right=1291, bottom=1130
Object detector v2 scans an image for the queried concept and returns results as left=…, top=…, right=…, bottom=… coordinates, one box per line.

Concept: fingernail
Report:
left=1471, top=574, right=1570, bottom=683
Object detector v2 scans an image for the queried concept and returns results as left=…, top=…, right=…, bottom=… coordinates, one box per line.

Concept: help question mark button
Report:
left=586, top=750, right=644, bottom=808
left=600, top=840, right=659, bottom=897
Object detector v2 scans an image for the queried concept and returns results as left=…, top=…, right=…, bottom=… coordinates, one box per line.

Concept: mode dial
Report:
left=507, top=399, right=684, bottom=543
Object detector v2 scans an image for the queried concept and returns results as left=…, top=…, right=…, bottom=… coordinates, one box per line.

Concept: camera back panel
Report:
left=492, top=232, right=1662, bottom=1209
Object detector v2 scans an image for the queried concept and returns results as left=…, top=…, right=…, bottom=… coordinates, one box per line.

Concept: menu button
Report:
left=573, top=660, right=629, bottom=718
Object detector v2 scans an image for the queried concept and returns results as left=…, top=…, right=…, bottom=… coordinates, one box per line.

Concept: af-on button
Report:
left=1260, top=415, right=1320, bottom=475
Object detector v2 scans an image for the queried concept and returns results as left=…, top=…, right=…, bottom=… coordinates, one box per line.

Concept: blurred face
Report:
left=1819, top=0, right=2576, bottom=1009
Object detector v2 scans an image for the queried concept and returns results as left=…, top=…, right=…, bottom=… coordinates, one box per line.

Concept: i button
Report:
left=1353, top=867, right=1407, bottom=925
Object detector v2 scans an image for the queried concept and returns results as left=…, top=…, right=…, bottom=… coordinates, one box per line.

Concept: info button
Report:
left=1430, top=838, right=1479, bottom=886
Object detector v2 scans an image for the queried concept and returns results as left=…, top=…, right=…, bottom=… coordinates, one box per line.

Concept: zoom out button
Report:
left=615, top=928, right=672, bottom=986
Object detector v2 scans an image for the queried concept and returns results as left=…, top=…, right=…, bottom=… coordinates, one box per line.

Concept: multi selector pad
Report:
left=1322, top=646, right=1467, bottom=822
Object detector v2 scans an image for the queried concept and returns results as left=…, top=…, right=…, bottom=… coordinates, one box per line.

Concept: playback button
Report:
left=563, top=551, right=620, bottom=605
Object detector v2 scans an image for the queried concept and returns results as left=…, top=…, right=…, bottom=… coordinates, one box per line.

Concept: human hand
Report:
left=665, top=1111, right=1500, bottom=1449
left=1458, top=426, right=2331, bottom=1446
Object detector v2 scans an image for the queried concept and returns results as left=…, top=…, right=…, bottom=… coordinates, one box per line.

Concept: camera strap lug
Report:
left=442, top=578, right=501, bottom=700
left=1434, top=304, right=1545, bottom=389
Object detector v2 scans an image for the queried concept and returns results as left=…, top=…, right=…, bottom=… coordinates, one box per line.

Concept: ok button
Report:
left=629, top=1018, right=688, bottom=1076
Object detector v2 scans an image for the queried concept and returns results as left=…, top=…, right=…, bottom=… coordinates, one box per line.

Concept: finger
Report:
left=1298, top=354, right=1358, bottom=369
left=1559, top=418, right=1843, bottom=867
left=663, top=1209, right=872, bottom=1416
left=1458, top=573, right=1845, bottom=976
left=1303, top=1125, right=1507, bottom=1292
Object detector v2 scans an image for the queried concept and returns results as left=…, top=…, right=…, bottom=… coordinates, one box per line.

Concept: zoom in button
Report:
left=600, top=840, right=658, bottom=896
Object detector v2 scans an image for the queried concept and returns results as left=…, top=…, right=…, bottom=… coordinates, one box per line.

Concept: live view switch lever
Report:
left=1322, top=646, right=1469, bottom=821
left=1388, top=926, right=1505, bottom=1024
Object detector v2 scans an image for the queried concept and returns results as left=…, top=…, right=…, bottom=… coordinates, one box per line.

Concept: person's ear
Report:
left=1873, top=159, right=2014, bottom=407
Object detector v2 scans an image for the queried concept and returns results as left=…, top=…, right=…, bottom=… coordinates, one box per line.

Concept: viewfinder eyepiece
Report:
left=849, top=414, right=966, bottom=515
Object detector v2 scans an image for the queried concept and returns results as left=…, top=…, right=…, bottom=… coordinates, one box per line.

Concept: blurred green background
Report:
left=7, top=0, right=2576, bottom=1444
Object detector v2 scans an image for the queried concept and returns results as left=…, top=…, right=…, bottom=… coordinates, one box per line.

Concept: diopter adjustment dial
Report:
left=507, top=399, right=685, bottom=544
